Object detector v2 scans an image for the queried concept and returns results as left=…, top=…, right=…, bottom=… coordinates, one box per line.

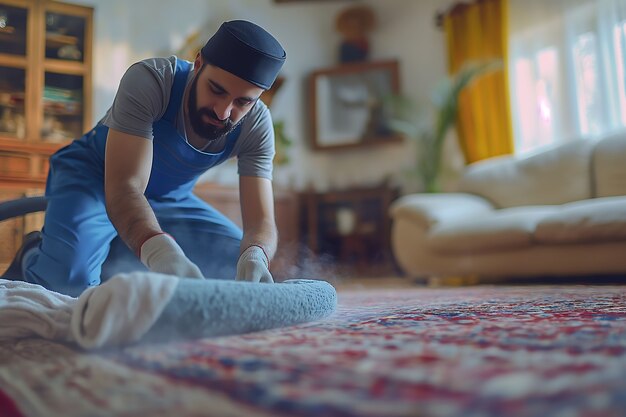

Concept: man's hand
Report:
left=140, top=233, right=204, bottom=279
left=236, top=245, right=274, bottom=283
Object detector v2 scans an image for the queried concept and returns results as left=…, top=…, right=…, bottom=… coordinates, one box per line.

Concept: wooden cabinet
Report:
left=0, top=0, right=93, bottom=270
left=301, top=184, right=399, bottom=276
left=193, top=182, right=301, bottom=280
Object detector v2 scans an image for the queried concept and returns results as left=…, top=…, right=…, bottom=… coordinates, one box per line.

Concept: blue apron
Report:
left=25, top=58, right=243, bottom=296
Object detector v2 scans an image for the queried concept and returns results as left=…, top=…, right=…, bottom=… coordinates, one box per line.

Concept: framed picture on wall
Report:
left=274, top=0, right=355, bottom=3
left=309, top=60, right=403, bottom=151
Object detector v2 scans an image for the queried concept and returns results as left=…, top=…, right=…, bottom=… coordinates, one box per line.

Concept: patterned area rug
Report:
left=1, top=285, right=625, bottom=417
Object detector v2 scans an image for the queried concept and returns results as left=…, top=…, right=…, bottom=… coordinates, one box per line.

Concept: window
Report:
left=512, top=49, right=559, bottom=153
left=509, top=0, right=626, bottom=155
left=572, top=32, right=601, bottom=136
left=615, top=21, right=626, bottom=126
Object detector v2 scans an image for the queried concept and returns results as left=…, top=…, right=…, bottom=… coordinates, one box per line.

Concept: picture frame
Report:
left=274, top=0, right=354, bottom=3
left=308, top=60, right=402, bottom=151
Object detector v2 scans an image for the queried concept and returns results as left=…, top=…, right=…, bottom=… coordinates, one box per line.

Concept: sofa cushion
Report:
left=534, top=196, right=626, bottom=244
left=458, top=139, right=595, bottom=208
left=593, top=133, right=626, bottom=198
left=389, top=193, right=494, bottom=229
left=427, top=206, right=559, bottom=254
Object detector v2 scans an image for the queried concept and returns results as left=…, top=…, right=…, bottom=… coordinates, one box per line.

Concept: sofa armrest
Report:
left=389, top=193, right=495, bottom=230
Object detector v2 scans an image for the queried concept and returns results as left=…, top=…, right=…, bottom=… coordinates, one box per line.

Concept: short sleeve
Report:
left=101, top=57, right=175, bottom=139
left=237, top=103, right=276, bottom=180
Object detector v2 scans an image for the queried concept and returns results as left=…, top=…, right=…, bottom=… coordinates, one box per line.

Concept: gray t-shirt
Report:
left=101, top=56, right=275, bottom=180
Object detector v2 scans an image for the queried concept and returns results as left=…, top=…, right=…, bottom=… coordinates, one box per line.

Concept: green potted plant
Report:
left=388, top=60, right=501, bottom=193
left=272, top=119, right=293, bottom=166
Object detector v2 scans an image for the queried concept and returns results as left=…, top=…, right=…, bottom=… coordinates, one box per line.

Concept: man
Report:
left=3, top=20, right=286, bottom=296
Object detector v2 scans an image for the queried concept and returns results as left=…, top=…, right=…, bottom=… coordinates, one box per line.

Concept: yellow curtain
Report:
left=443, top=0, right=513, bottom=163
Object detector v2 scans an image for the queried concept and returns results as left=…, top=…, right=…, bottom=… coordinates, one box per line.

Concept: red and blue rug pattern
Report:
left=1, top=285, right=625, bottom=417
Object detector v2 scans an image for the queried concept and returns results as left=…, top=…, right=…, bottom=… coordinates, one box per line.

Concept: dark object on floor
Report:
left=2, top=231, right=43, bottom=281
left=0, top=196, right=47, bottom=281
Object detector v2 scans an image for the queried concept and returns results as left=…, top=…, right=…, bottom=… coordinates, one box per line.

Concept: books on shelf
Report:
left=43, top=86, right=81, bottom=115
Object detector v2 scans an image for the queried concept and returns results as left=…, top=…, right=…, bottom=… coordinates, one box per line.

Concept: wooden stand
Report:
left=301, top=183, right=399, bottom=277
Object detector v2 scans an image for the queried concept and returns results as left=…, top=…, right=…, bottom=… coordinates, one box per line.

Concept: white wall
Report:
left=69, top=0, right=457, bottom=192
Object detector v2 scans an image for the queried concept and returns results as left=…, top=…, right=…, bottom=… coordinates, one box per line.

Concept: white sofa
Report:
left=389, top=133, right=626, bottom=280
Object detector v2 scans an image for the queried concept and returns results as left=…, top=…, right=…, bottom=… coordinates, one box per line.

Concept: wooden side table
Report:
left=301, top=183, right=398, bottom=276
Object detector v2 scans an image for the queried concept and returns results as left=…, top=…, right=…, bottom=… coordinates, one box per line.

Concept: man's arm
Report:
left=104, top=128, right=203, bottom=278
left=239, top=175, right=277, bottom=258
left=104, top=128, right=160, bottom=253
left=236, top=175, right=278, bottom=282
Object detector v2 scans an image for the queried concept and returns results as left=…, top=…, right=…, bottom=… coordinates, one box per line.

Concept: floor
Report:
left=332, top=275, right=415, bottom=291
left=331, top=273, right=626, bottom=292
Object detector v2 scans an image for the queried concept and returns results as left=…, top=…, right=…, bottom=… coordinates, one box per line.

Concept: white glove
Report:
left=140, top=233, right=204, bottom=279
left=236, top=245, right=274, bottom=283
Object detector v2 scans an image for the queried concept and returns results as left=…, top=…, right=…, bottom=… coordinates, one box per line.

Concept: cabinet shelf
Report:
left=45, top=32, right=78, bottom=47
left=44, top=59, right=86, bottom=74
left=0, top=54, right=27, bottom=67
left=0, top=26, right=16, bottom=35
left=0, top=103, right=24, bottom=110
left=44, top=110, right=82, bottom=117
left=0, top=130, right=20, bottom=138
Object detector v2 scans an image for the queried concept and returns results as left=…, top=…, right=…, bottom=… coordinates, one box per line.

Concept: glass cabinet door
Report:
left=0, top=1, right=91, bottom=145
left=42, top=72, right=83, bottom=142
left=0, top=0, right=93, bottom=200
left=45, top=11, right=85, bottom=62
left=0, top=66, right=26, bottom=139
left=0, top=4, right=28, bottom=56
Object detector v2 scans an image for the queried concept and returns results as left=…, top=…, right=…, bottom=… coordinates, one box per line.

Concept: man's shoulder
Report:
left=130, top=56, right=183, bottom=78
left=247, top=99, right=270, bottom=125
left=236, top=99, right=271, bottom=140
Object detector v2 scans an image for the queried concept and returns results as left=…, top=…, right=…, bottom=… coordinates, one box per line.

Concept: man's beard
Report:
left=187, top=69, right=240, bottom=142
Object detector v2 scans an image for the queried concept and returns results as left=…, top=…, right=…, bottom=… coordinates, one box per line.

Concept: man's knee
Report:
left=24, top=250, right=99, bottom=296
left=27, top=259, right=108, bottom=297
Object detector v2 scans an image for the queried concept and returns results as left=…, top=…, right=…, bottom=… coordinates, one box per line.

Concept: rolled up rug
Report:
left=1, top=272, right=337, bottom=350
left=141, top=277, right=338, bottom=344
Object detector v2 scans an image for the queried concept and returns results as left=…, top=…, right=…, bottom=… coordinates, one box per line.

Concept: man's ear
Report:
left=193, top=53, right=202, bottom=71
